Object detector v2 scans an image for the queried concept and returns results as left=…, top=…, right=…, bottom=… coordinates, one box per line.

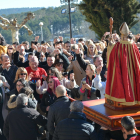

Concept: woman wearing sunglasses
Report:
left=7, top=45, right=15, bottom=65
left=40, top=76, right=60, bottom=116
left=36, top=67, right=76, bottom=95
left=14, top=67, right=40, bottom=103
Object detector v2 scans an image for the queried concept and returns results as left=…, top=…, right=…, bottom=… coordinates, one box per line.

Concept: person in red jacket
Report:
left=26, top=56, right=47, bottom=85
left=121, top=116, right=140, bottom=140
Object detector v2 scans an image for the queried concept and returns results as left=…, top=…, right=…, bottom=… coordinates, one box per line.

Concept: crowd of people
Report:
left=0, top=32, right=140, bottom=140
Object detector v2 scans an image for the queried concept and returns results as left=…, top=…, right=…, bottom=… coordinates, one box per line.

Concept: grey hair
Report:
left=121, top=116, right=135, bottom=132
left=1, top=54, right=9, bottom=61
left=16, top=93, right=28, bottom=106
left=93, top=55, right=102, bottom=63
left=70, top=101, right=84, bottom=112
left=55, top=85, right=66, bottom=96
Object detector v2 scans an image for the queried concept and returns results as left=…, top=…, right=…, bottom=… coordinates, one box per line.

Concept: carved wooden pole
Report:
left=109, top=17, right=113, bottom=35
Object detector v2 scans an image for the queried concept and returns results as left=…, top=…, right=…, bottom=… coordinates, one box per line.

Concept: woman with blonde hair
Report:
left=85, top=42, right=98, bottom=64
left=14, top=67, right=40, bottom=103
left=14, top=67, right=29, bottom=83
left=79, top=64, right=97, bottom=101
left=95, top=42, right=105, bottom=53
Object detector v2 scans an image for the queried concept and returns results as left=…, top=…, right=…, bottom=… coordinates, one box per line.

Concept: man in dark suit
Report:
left=47, top=85, right=71, bottom=139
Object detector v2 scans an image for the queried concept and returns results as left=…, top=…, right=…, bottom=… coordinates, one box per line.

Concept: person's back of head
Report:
left=55, top=85, right=66, bottom=98
left=121, top=116, right=135, bottom=132
left=70, top=101, right=83, bottom=113
left=19, top=87, right=33, bottom=97
left=16, top=93, right=28, bottom=106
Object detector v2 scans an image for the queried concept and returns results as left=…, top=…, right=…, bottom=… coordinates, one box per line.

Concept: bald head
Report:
left=29, top=56, right=39, bottom=71
left=29, top=56, right=38, bottom=63
left=55, top=85, right=66, bottom=97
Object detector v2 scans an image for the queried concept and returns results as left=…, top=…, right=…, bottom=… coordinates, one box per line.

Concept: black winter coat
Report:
left=47, top=96, right=71, bottom=135
left=53, top=112, right=98, bottom=140
left=3, top=104, right=47, bottom=140
left=40, top=91, right=57, bottom=116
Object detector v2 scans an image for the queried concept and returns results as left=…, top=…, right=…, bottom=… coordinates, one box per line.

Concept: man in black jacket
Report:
left=53, top=101, right=102, bottom=140
left=3, top=93, right=47, bottom=140
left=0, top=54, right=18, bottom=90
left=47, top=85, right=71, bottom=138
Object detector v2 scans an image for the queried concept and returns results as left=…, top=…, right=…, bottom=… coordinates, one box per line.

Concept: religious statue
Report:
left=106, top=20, right=140, bottom=106
left=0, top=12, right=35, bottom=43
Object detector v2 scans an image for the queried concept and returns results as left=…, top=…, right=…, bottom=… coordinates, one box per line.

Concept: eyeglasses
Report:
left=66, top=46, right=70, bottom=48
left=48, top=81, right=53, bottom=83
left=20, top=73, right=27, bottom=75
left=16, top=84, right=23, bottom=87
left=8, top=48, right=13, bottom=50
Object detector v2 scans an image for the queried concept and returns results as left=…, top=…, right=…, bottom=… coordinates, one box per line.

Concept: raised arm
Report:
left=19, top=12, right=35, bottom=28
left=0, top=16, right=10, bottom=25
left=22, top=25, right=33, bottom=35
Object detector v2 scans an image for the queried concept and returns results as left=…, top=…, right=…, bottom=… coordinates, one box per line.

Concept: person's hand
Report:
left=68, top=55, right=73, bottom=62
left=35, top=36, right=39, bottom=41
left=32, top=44, right=37, bottom=50
left=70, top=73, right=74, bottom=81
left=96, top=65, right=102, bottom=75
left=36, top=79, right=41, bottom=87
left=63, top=49, right=68, bottom=54
left=100, top=126, right=108, bottom=130
left=84, top=84, right=91, bottom=91
left=54, top=49, right=61, bottom=55
left=2, top=61, right=11, bottom=69
left=42, top=75, right=47, bottom=81
left=59, top=36, right=63, bottom=42
left=43, top=45, right=48, bottom=53
left=28, top=72, right=33, bottom=81
left=71, top=38, right=75, bottom=44
left=16, top=45, right=21, bottom=52
left=104, top=32, right=110, bottom=36
left=37, top=44, right=42, bottom=52
left=82, top=84, right=85, bottom=90
left=46, top=106, right=50, bottom=111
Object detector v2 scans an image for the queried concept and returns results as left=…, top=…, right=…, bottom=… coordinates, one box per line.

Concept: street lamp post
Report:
left=68, top=0, right=72, bottom=39
left=39, top=22, right=43, bottom=41
left=60, top=0, right=77, bottom=40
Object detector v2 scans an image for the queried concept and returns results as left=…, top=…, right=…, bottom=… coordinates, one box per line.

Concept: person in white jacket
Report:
left=94, top=65, right=107, bottom=99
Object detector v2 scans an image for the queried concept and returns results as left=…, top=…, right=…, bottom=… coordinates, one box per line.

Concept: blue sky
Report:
left=0, top=0, right=82, bottom=9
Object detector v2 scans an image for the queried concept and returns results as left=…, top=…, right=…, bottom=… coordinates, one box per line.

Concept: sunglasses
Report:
left=48, top=81, right=53, bottom=83
left=8, top=48, right=13, bottom=50
left=20, top=73, right=27, bottom=75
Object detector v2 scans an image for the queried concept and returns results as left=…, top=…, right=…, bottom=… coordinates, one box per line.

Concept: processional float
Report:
left=75, top=18, right=140, bottom=133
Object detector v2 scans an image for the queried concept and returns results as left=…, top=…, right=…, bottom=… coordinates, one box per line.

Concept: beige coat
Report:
left=68, top=60, right=86, bottom=86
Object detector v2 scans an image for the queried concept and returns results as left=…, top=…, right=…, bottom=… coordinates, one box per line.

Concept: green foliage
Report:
left=0, top=8, right=44, bottom=16
left=0, top=6, right=85, bottom=44
left=78, top=0, right=140, bottom=38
